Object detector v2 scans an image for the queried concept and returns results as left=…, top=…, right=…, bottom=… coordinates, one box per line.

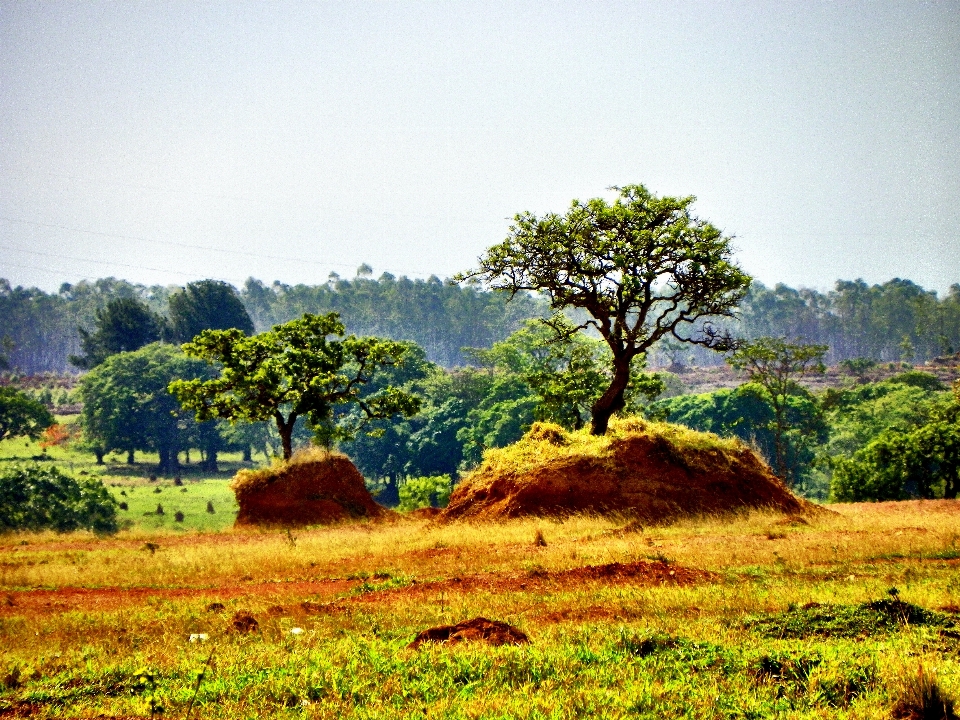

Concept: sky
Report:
left=1, top=1, right=958, bottom=296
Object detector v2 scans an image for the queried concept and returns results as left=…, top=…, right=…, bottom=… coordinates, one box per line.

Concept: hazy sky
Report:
left=1, top=1, right=958, bottom=295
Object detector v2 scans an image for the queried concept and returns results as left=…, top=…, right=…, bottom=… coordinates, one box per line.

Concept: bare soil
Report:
left=233, top=454, right=391, bottom=527
left=442, top=430, right=812, bottom=524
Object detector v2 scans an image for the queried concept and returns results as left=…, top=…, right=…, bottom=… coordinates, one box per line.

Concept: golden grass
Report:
left=3, top=500, right=960, bottom=718
left=230, top=446, right=346, bottom=493
left=471, top=418, right=745, bottom=478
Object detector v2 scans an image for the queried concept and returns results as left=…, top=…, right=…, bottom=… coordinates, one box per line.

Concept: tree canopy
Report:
left=169, top=313, right=422, bottom=459
left=168, top=280, right=254, bottom=343
left=726, top=337, right=827, bottom=484
left=459, top=184, right=751, bottom=434
left=77, top=343, right=210, bottom=472
left=0, top=386, right=54, bottom=442
left=69, top=297, right=165, bottom=369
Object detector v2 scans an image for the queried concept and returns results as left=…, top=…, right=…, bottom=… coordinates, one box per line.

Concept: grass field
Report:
left=2, top=435, right=960, bottom=718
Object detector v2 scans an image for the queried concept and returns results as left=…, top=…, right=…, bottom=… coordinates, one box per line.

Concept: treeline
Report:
left=0, top=273, right=544, bottom=374
left=1, top=274, right=959, bottom=375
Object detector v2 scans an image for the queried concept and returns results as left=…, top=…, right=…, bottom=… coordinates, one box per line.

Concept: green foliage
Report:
left=0, top=386, right=54, bottom=442
left=651, top=383, right=827, bottom=492
left=170, top=313, right=421, bottom=459
left=78, top=343, right=211, bottom=473
left=468, top=319, right=609, bottom=431
left=825, top=377, right=958, bottom=501
left=69, top=297, right=165, bottom=369
left=168, top=280, right=254, bottom=343
left=0, top=463, right=118, bottom=533
left=459, top=184, right=751, bottom=435
left=832, top=416, right=960, bottom=501
left=242, top=273, right=545, bottom=368
left=727, top=337, right=827, bottom=483
left=397, top=475, right=453, bottom=511
left=745, top=598, right=956, bottom=639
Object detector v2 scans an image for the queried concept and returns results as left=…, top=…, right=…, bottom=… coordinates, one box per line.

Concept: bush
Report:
left=0, top=464, right=119, bottom=534
left=398, top=475, right=453, bottom=511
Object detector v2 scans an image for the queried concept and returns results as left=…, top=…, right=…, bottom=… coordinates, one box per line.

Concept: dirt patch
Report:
left=0, top=579, right=357, bottom=618
left=442, top=421, right=812, bottom=524
left=232, top=450, right=391, bottom=527
left=231, top=610, right=259, bottom=633
left=358, top=559, right=716, bottom=604
left=408, top=617, right=529, bottom=648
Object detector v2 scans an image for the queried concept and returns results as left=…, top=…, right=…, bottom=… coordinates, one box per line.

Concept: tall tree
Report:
left=726, top=337, right=827, bottom=483
left=458, top=184, right=751, bottom=434
left=70, top=297, right=165, bottom=369
left=168, top=280, right=254, bottom=343
left=169, top=313, right=421, bottom=460
left=78, top=343, right=209, bottom=473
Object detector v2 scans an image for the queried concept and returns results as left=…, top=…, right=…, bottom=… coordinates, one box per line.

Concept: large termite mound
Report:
left=232, top=448, right=390, bottom=527
left=441, top=419, right=813, bottom=524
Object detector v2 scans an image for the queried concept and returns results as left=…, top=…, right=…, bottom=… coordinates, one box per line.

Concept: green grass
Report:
left=0, top=424, right=241, bottom=532
left=2, top=427, right=960, bottom=717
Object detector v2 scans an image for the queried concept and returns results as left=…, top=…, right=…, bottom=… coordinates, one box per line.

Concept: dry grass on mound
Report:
left=442, top=418, right=810, bottom=524
left=231, top=447, right=390, bottom=527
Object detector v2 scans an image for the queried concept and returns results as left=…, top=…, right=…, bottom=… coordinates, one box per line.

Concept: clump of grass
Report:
left=746, top=598, right=957, bottom=639
left=230, top=446, right=345, bottom=494
left=893, top=663, right=958, bottom=719
left=473, top=417, right=746, bottom=478
left=174, top=511, right=185, bottom=523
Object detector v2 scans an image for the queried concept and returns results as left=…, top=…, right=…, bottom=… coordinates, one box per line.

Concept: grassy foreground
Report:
left=1, top=499, right=960, bottom=719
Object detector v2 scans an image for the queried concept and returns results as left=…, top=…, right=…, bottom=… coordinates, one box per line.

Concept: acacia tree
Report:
left=458, top=184, right=751, bottom=435
left=726, top=336, right=827, bottom=483
left=169, top=313, right=421, bottom=460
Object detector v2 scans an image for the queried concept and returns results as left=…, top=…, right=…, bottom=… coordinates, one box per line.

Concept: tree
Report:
left=70, top=297, right=165, bottom=369
left=458, top=184, right=751, bottom=435
left=832, top=380, right=960, bottom=501
left=78, top=343, right=210, bottom=473
left=651, top=383, right=828, bottom=493
left=169, top=313, right=421, bottom=460
left=726, top=337, right=827, bottom=483
left=168, top=280, right=254, bottom=343
left=0, top=387, right=54, bottom=442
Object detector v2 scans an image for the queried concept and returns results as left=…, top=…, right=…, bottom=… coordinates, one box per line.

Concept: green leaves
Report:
left=459, top=184, right=751, bottom=434
left=0, top=463, right=118, bottom=533
left=0, top=386, right=54, bottom=442
left=170, top=313, right=422, bottom=458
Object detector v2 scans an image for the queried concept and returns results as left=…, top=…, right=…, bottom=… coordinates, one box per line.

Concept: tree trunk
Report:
left=127, top=449, right=135, bottom=464
left=275, top=412, right=296, bottom=460
left=242, top=445, right=252, bottom=462
left=94, top=449, right=105, bottom=465
left=590, top=355, right=632, bottom=435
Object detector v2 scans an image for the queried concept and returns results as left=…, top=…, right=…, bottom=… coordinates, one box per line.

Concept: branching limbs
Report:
left=457, top=184, right=751, bottom=435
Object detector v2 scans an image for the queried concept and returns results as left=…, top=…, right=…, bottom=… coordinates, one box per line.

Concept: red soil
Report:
left=233, top=454, right=391, bottom=527
left=442, top=425, right=812, bottom=524
left=0, top=560, right=713, bottom=619
left=408, top=617, right=529, bottom=648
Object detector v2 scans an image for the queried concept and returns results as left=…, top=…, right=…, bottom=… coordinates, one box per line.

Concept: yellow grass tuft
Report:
left=472, top=416, right=745, bottom=479
left=230, top=446, right=347, bottom=494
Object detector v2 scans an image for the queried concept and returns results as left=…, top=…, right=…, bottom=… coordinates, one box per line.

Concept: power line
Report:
left=0, top=215, right=450, bottom=277
left=0, top=243, right=247, bottom=285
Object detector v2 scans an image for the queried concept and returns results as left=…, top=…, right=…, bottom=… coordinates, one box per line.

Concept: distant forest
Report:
left=1, top=273, right=958, bottom=375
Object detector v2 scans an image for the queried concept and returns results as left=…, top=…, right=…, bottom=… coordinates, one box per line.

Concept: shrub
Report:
left=398, top=475, right=453, bottom=511
left=0, top=463, right=118, bottom=534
